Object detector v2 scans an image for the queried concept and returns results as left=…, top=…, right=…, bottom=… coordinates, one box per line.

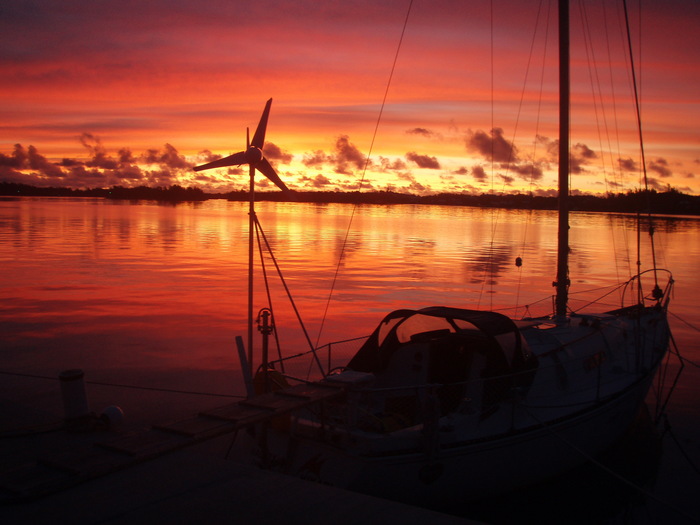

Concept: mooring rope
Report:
left=522, top=404, right=699, bottom=523
left=0, top=370, right=245, bottom=398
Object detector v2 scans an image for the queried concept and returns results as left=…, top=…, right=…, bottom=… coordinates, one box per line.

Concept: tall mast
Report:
left=555, top=0, right=570, bottom=318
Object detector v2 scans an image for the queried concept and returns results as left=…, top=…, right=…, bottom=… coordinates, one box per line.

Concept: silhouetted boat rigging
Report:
left=194, top=0, right=673, bottom=504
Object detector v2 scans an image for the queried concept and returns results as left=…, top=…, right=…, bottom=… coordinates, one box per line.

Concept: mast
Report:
left=555, top=0, right=570, bottom=318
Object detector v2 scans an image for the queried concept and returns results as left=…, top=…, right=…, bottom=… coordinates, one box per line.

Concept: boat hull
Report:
left=263, top=366, right=658, bottom=505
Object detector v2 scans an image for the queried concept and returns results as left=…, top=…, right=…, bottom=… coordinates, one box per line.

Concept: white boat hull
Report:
left=266, top=367, right=657, bottom=504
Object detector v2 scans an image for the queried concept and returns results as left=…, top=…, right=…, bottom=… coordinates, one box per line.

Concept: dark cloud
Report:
left=160, top=144, right=190, bottom=169
left=471, top=165, right=487, bottom=182
left=301, top=174, right=332, bottom=188
left=0, top=138, right=202, bottom=190
left=396, top=172, right=428, bottom=194
left=534, top=136, right=593, bottom=176
left=575, top=143, right=597, bottom=160
left=112, top=165, right=144, bottom=181
left=537, top=135, right=559, bottom=158
left=333, top=135, right=366, bottom=174
left=299, top=136, right=368, bottom=175
left=263, top=142, right=293, bottom=163
left=145, top=168, right=176, bottom=187
left=140, top=144, right=190, bottom=169
left=0, top=165, right=27, bottom=184
left=27, top=145, right=63, bottom=177
left=80, top=133, right=119, bottom=170
left=196, top=150, right=221, bottom=164
left=509, top=163, right=543, bottom=180
left=646, top=177, right=665, bottom=191
left=618, top=157, right=638, bottom=172
left=405, top=152, right=440, bottom=169
left=302, top=150, right=328, bottom=168
left=406, top=127, right=434, bottom=137
left=467, top=128, right=518, bottom=163
left=0, top=144, right=28, bottom=168
left=60, top=158, right=83, bottom=168
left=499, top=174, right=514, bottom=185
left=118, top=148, right=135, bottom=164
left=569, top=143, right=597, bottom=174
left=649, top=158, right=672, bottom=178
left=377, top=156, right=407, bottom=172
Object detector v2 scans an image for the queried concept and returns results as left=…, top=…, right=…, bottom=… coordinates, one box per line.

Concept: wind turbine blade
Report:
left=256, top=157, right=290, bottom=193
left=246, top=127, right=250, bottom=149
left=193, top=151, right=247, bottom=172
left=251, top=98, right=272, bottom=149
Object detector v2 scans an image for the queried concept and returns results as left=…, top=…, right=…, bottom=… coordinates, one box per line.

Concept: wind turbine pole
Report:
left=248, top=163, right=255, bottom=377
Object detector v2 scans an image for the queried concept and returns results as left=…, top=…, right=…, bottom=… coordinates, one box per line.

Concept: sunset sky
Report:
left=1, top=0, right=698, bottom=196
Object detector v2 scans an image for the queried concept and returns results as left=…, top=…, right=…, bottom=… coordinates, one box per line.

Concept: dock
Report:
left=0, top=382, right=479, bottom=524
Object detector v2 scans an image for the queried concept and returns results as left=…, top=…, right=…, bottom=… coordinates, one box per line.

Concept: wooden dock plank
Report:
left=240, top=393, right=311, bottom=412
left=154, top=417, right=235, bottom=439
left=97, top=430, right=188, bottom=458
left=199, top=403, right=271, bottom=424
left=38, top=446, right=130, bottom=477
left=0, top=463, right=77, bottom=499
left=275, top=382, right=346, bottom=401
left=0, top=380, right=350, bottom=504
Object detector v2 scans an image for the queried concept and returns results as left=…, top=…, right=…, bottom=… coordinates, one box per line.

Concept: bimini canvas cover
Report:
left=347, top=306, right=536, bottom=378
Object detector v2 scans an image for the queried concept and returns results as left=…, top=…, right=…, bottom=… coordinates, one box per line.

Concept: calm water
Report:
left=1, top=197, right=699, bottom=522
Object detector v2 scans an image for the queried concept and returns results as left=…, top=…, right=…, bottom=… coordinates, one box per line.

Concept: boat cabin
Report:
left=346, top=307, right=538, bottom=426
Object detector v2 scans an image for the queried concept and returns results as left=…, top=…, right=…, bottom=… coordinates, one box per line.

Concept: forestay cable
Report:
left=314, top=0, right=415, bottom=348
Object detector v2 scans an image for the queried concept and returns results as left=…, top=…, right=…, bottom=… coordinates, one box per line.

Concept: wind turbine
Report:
left=194, top=98, right=290, bottom=376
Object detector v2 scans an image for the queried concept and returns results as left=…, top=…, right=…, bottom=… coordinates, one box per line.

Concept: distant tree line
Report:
left=225, top=188, right=700, bottom=216
left=1, top=182, right=698, bottom=215
left=0, top=183, right=207, bottom=202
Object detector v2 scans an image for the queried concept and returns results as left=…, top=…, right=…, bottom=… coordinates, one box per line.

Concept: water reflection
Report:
left=1, top=197, right=698, bottom=370
left=464, top=242, right=514, bottom=287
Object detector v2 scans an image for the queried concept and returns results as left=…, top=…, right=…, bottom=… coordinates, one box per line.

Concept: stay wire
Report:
left=254, top=216, right=285, bottom=372
left=522, top=404, right=700, bottom=524
left=515, top=0, right=551, bottom=316
left=253, top=215, right=324, bottom=375
left=314, top=0, right=415, bottom=348
left=0, top=370, right=245, bottom=398
left=622, top=0, right=660, bottom=291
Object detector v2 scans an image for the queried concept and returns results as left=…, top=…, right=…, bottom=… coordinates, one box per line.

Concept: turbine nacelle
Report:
left=245, top=146, right=264, bottom=165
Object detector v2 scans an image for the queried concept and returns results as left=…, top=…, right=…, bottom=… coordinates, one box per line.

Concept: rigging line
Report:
left=654, top=331, right=685, bottom=423
left=483, top=0, right=547, bottom=312
left=0, top=370, right=245, bottom=398
left=254, top=218, right=285, bottom=373
left=663, top=414, right=700, bottom=477
left=622, top=0, right=660, bottom=290
left=253, top=215, right=324, bottom=375
left=578, top=2, right=625, bottom=287
left=314, top=0, right=415, bottom=348
left=669, top=310, right=700, bottom=336
left=604, top=2, right=636, bottom=282
left=522, top=405, right=700, bottom=524
left=514, top=0, right=551, bottom=316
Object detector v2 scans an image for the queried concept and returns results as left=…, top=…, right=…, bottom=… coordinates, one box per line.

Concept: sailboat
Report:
left=195, top=0, right=673, bottom=505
